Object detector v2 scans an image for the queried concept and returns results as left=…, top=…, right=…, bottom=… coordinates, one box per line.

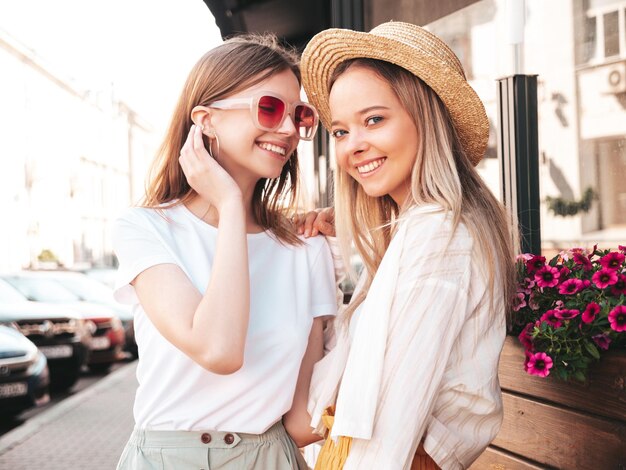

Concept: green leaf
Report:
left=573, top=371, right=587, bottom=382
left=583, top=341, right=601, bottom=360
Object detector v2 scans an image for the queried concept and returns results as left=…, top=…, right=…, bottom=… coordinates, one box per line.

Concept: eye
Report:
left=366, top=116, right=383, bottom=126
left=331, top=129, right=347, bottom=138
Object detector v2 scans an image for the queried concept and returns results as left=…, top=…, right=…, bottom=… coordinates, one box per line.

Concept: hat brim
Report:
left=301, top=27, right=489, bottom=166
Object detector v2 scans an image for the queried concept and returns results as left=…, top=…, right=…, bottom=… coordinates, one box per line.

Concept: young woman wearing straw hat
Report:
left=294, top=21, right=517, bottom=469
left=111, top=34, right=338, bottom=469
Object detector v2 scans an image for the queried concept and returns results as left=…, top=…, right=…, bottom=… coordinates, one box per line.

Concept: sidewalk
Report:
left=0, top=361, right=138, bottom=470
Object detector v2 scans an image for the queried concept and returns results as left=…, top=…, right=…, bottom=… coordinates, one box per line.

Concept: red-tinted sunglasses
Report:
left=209, top=91, right=319, bottom=141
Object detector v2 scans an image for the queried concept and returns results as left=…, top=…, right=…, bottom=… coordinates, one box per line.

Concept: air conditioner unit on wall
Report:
left=603, top=62, right=626, bottom=94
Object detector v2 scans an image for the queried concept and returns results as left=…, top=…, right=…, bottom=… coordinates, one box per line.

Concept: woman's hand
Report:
left=294, top=207, right=335, bottom=238
left=178, top=124, right=242, bottom=211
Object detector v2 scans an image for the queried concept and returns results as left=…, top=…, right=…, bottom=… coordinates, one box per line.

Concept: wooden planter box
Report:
left=470, top=336, right=626, bottom=469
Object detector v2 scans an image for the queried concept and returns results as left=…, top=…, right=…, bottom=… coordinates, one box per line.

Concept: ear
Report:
left=191, top=106, right=214, bottom=136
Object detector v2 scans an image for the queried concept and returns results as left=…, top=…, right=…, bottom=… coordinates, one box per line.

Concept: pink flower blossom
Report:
left=608, top=306, right=626, bottom=332
left=516, top=253, right=534, bottom=262
left=558, top=278, right=583, bottom=295
left=555, top=300, right=565, bottom=309
left=528, top=293, right=540, bottom=310
left=592, top=268, right=618, bottom=289
left=526, top=255, right=546, bottom=273
left=524, top=277, right=536, bottom=289
left=559, top=266, right=571, bottom=278
left=581, top=302, right=600, bottom=324
left=599, top=251, right=625, bottom=270
left=526, top=352, right=553, bottom=377
left=592, top=333, right=612, bottom=351
left=512, top=292, right=527, bottom=312
left=518, top=323, right=534, bottom=350
left=573, top=252, right=593, bottom=271
left=540, top=310, right=563, bottom=328
left=535, top=265, right=560, bottom=288
left=523, top=350, right=533, bottom=372
left=611, top=274, right=626, bottom=296
left=554, top=309, right=580, bottom=320
left=619, top=245, right=626, bottom=254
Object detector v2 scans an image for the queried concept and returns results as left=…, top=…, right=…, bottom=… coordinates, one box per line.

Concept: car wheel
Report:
left=51, top=372, right=80, bottom=392
left=88, top=363, right=112, bottom=374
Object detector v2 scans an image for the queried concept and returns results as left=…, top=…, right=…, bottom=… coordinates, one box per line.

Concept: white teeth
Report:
left=357, top=158, right=385, bottom=174
left=259, top=142, right=286, bottom=156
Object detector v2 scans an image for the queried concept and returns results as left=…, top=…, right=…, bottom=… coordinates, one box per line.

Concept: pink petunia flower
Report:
left=599, top=251, right=625, bottom=270
left=516, top=253, right=534, bottom=262
left=608, top=306, right=626, bottom=332
left=611, top=274, right=626, bottom=296
left=540, top=310, right=563, bottom=328
left=558, top=278, right=583, bottom=295
left=554, top=309, right=580, bottom=320
left=512, top=292, right=527, bottom=312
left=619, top=245, right=626, bottom=254
left=592, top=268, right=618, bottom=289
left=526, top=255, right=546, bottom=273
left=581, top=302, right=600, bottom=324
left=518, top=323, right=534, bottom=350
left=555, top=300, right=565, bottom=309
left=524, top=277, right=536, bottom=289
left=535, top=265, right=560, bottom=288
left=573, top=252, right=593, bottom=271
left=526, top=352, right=553, bottom=377
left=592, top=333, right=612, bottom=351
left=559, top=266, right=571, bottom=278
left=523, top=350, right=534, bottom=372
left=528, top=293, right=540, bottom=310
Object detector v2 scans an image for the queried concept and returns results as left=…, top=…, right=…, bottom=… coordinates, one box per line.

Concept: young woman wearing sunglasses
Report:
left=112, top=34, right=336, bottom=470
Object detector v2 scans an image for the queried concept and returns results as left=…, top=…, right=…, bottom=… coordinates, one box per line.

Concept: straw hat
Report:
left=301, top=21, right=488, bottom=166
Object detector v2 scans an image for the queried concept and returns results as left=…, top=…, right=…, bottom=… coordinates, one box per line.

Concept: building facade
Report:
left=0, top=30, right=156, bottom=271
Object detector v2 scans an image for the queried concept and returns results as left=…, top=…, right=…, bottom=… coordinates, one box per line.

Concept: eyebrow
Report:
left=330, top=105, right=390, bottom=127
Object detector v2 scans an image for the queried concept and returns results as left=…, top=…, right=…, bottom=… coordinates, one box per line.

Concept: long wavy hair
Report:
left=332, top=59, right=517, bottom=326
left=142, top=34, right=302, bottom=244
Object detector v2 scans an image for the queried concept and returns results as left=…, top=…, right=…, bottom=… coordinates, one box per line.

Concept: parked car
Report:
left=25, top=270, right=136, bottom=358
left=0, top=279, right=90, bottom=391
left=81, top=267, right=117, bottom=290
left=1, top=273, right=126, bottom=373
left=0, top=325, right=50, bottom=417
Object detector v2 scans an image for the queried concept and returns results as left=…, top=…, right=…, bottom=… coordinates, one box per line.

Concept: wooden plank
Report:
left=492, top=393, right=626, bottom=468
left=499, top=336, right=626, bottom=422
left=470, top=447, right=545, bottom=470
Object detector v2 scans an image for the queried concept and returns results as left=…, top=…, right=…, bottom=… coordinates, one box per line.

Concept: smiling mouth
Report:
left=258, top=142, right=287, bottom=157
left=356, top=157, right=387, bottom=175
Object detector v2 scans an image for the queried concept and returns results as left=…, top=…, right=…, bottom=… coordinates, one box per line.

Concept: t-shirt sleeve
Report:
left=309, top=238, right=338, bottom=319
left=112, top=209, right=177, bottom=305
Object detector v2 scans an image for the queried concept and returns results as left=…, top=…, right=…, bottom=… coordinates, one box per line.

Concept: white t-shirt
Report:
left=112, top=204, right=337, bottom=433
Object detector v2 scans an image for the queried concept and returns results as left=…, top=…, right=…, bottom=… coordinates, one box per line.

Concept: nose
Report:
left=276, top=112, right=298, bottom=138
left=344, top=129, right=368, bottom=156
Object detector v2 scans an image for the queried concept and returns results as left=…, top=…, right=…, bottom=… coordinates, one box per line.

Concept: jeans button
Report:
left=224, top=433, right=235, bottom=445
left=201, top=433, right=211, bottom=444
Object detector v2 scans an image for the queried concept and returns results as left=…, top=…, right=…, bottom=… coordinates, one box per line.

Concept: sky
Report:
left=0, top=0, right=224, bottom=131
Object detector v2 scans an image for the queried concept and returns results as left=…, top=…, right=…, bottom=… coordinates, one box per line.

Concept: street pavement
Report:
left=0, top=361, right=137, bottom=470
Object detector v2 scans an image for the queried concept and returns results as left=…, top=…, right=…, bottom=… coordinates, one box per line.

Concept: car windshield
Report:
left=52, top=276, right=114, bottom=303
left=0, top=279, right=28, bottom=303
left=3, top=276, right=80, bottom=302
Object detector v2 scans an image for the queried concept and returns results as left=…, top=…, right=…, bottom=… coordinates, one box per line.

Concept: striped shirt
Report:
left=308, top=205, right=506, bottom=470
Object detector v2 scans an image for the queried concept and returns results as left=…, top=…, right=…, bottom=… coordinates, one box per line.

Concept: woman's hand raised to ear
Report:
left=294, top=207, right=335, bottom=238
left=178, top=124, right=242, bottom=211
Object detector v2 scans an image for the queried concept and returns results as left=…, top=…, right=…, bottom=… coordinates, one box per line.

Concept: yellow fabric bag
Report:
left=313, top=407, right=440, bottom=470
left=314, top=407, right=352, bottom=470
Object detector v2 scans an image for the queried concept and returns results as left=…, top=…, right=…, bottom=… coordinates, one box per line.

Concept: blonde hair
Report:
left=332, top=59, right=517, bottom=326
left=143, top=34, right=302, bottom=244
